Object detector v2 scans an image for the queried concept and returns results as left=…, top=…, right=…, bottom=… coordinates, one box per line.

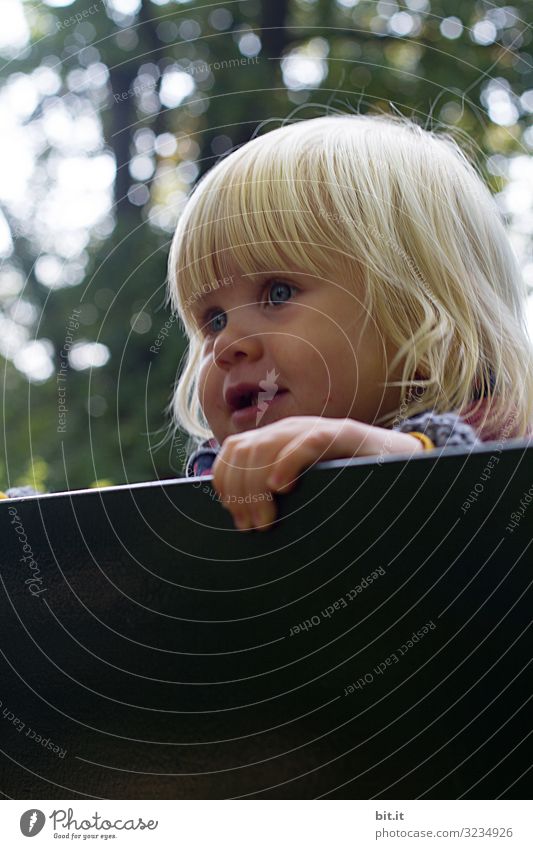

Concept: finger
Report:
left=266, top=434, right=328, bottom=493
left=212, top=442, right=246, bottom=528
left=221, top=444, right=276, bottom=530
left=238, top=443, right=281, bottom=529
left=213, top=430, right=285, bottom=530
left=253, top=499, right=278, bottom=531
left=212, top=436, right=242, bottom=505
left=215, top=441, right=268, bottom=529
left=266, top=420, right=365, bottom=492
left=233, top=511, right=255, bottom=532
left=213, top=447, right=244, bottom=523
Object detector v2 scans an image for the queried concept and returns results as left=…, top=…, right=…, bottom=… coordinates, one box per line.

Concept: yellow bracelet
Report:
left=0, top=491, right=8, bottom=499
left=408, top=431, right=436, bottom=451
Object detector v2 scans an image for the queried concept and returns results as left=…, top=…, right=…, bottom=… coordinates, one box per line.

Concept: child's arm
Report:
left=212, top=412, right=480, bottom=531
left=211, top=416, right=433, bottom=532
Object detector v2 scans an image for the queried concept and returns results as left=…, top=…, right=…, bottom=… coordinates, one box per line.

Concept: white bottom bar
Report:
left=2, top=800, right=533, bottom=848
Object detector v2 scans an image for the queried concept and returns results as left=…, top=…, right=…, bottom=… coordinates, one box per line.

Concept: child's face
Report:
left=191, top=266, right=403, bottom=445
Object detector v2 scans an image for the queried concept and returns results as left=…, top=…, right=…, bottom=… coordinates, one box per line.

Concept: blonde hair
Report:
left=167, top=114, right=533, bottom=445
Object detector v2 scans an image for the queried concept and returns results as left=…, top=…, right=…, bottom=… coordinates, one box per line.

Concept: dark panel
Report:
left=0, top=441, right=532, bottom=799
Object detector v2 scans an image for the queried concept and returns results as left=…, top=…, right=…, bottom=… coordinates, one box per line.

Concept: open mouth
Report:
left=233, top=390, right=260, bottom=410
left=225, top=383, right=289, bottom=421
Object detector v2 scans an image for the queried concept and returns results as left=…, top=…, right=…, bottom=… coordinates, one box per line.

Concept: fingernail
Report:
left=252, top=509, right=264, bottom=528
left=234, top=514, right=249, bottom=531
left=254, top=509, right=275, bottom=531
left=269, top=476, right=293, bottom=493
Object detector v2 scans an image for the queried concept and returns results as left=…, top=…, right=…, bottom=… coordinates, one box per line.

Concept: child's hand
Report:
left=211, top=416, right=424, bottom=531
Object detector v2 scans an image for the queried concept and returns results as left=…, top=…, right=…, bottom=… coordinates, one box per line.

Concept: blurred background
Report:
left=1, top=0, right=532, bottom=493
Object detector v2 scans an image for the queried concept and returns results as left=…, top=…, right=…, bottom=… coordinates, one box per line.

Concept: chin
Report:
left=255, top=404, right=294, bottom=429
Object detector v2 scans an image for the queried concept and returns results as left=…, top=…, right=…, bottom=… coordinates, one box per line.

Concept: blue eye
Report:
left=205, top=309, right=227, bottom=334
left=267, top=280, right=294, bottom=305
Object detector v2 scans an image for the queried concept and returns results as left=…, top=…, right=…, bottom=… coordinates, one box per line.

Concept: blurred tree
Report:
left=0, top=0, right=532, bottom=492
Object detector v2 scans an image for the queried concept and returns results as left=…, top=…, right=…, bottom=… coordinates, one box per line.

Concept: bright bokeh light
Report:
left=0, top=315, right=29, bottom=359
left=238, top=33, right=261, bottom=57
left=33, top=66, right=62, bottom=97
left=0, top=211, right=13, bottom=257
left=9, top=299, right=38, bottom=326
left=154, top=133, right=178, bottom=157
left=388, top=12, right=417, bottom=36
left=13, top=339, right=54, bottom=383
left=281, top=39, right=329, bottom=91
left=159, top=69, right=195, bottom=108
left=42, top=102, right=103, bottom=152
left=129, top=154, right=155, bottom=181
left=481, top=79, right=519, bottom=127
left=34, top=255, right=64, bottom=289
left=0, top=0, right=29, bottom=56
left=0, top=110, right=35, bottom=203
left=0, top=268, right=24, bottom=297
left=440, top=17, right=463, bottom=40
left=68, top=342, right=111, bottom=371
left=107, top=0, right=142, bottom=14
left=471, top=19, right=497, bottom=46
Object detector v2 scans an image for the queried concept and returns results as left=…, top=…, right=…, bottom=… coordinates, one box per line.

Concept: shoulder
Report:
left=185, top=438, right=220, bottom=477
left=393, top=409, right=480, bottom=448
left=0, top=485, right=42, bottom=499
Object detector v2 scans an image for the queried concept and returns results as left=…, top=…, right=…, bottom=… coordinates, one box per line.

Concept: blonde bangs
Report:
left=168, top=123, right=368, bottom=335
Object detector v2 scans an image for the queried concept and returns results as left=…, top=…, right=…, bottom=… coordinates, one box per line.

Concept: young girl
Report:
left=166, top=114, right=533, bottom=531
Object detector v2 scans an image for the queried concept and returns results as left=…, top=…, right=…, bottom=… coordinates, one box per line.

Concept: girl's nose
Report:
left=213, top=320, right=264, bottom=369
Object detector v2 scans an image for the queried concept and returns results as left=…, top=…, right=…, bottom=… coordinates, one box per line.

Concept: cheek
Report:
left=313, top=335, right=360, bottom=404
left=278, top=329, right=328, bottom=368
left=197, top=360, right=220, bottom=414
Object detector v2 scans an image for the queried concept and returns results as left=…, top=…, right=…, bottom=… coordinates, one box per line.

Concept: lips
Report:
left=225, top=384, right=260, bottom=412
left=231, top=393, right=289, bottom=428
left=224, top=381, right=286, bottom=413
